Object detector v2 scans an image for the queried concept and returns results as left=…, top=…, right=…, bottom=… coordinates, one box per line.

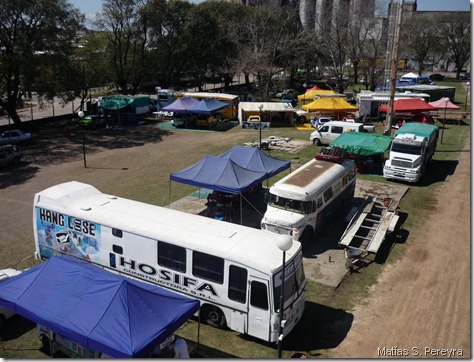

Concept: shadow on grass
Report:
left=0, top=315, right=36, bottom=341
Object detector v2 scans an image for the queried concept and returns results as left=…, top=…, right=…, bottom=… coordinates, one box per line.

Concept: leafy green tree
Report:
left=0, top=0, right=84, bottom=124
left=95, top=0, right=149, bottom=94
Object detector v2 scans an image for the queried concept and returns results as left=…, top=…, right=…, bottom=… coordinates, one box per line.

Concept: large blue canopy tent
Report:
left=0, top=255, right=200, bottom=358
left=219, top=145, right=290, bottom=178
left=187, top=98, right=229, bottom=115
left=170, top=146, right=291, bottom=223
left=162, top=96, right=199, bottom=112
left=170, top=155, right=266, bottom=194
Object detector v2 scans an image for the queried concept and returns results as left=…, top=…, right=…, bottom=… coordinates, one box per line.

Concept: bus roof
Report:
left=34, top=181, right=300, bottom=274
left=270, top=158, right=353, bottom=201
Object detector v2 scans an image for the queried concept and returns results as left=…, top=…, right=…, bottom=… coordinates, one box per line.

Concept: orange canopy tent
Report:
left=298, top=89, right=336, bottom=102
left=302, top=97, right=359, bottom=112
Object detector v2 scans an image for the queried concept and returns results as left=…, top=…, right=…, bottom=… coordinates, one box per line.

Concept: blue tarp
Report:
left=0, top=255, right=200, bottom=358
left=188, top=98, right=229, bottom=115
left=162, top=96, right=199, bottom=113
left=219, top=145, right=290, bottom=178
left=170, top=146, right=290, bottom=194
left=170, top=155, right=266, bottom=194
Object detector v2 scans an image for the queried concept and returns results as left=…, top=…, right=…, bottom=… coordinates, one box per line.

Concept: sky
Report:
left=71, top=0, right=471, bottom=24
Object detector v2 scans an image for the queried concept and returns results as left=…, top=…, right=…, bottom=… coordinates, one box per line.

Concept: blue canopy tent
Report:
left=0, top=255, right=200, bottom=358
left=162, top=96, right=199, bottom=112
left=187, top=98, right=229, bottom=115
left=170, top=146, right=290, bottom=223
left=219, top=145, right=290, bottom=178
left=171, top=155, right=266, bottom=194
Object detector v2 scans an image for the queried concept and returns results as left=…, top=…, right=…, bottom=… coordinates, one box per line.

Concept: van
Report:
left=310, top=121, right=365, bottom=146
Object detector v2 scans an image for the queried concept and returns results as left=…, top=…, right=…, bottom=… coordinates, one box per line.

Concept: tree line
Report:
left=0, top=0, right=470, bottom=124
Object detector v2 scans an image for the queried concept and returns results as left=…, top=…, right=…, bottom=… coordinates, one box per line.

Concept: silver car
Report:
left=0, top=129, right=32, bottom=145
left=0, top=144, right=23, bottom=167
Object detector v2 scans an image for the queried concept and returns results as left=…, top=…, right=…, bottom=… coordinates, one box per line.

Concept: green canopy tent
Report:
left=100, top=95, right=150, bottom=114
left=100, top=95, right=150, bottom=125
left=330, top=132, right=393, bottom=174
left=330, top=132, right=393, bottom=156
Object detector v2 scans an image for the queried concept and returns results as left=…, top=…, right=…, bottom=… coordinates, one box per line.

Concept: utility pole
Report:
left=384, top=0, right=404, bottom=136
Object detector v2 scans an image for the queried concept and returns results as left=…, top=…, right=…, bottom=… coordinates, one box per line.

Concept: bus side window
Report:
left=323, top=187, right=333, bottom=203
left=316, top=197, right=323, bottom=209
left=250, top=281, right=268, bottom=310
left=158, top=241, right=186, bottom=273
left=348, top=166, right=356, bottom=180
left=112, top=228, right=123, bottom=238
left=193, top=251, right=224, bottom=284
left=312, top=200, right=317, bottom=212
left=228, top=265, right=247, bottom=303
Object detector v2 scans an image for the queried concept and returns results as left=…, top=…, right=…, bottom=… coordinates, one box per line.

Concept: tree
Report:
left=437, top=13, right=470, bottom=78
left=0, top=0, right=84, bottom=124
left=95, top=0, right=149, bottom=94
left=228, top=2, right=304, bottom=101
left=400, top=15, right=444, bottom=76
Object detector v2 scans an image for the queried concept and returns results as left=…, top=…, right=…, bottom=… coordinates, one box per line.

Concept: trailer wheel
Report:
left=261, top=142, right=269, bottom=151
left=202, top=305, right=227, bottom=329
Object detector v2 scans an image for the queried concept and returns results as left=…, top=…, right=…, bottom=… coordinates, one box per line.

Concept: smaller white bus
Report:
left=33, top=181, right=306, bottom=343
left=261, top=150, right=357, bottom=245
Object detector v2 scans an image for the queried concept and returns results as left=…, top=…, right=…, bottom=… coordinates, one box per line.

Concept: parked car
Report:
left=0, top=144, right=23, bottom=167
left=429, top=73, right=445, bottom=81
left=459, top=72, right=470, bottom=80
left=79, top=114, right=105, bottom=129
left=0, top=268, right=23, bottom=327
left=310, top=116, right=333, bottom=128
left=0, top=129, right=32, bottom=145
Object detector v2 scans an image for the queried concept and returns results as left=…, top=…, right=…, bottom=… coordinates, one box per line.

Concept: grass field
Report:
left=0, top=80, right=469, bottom=358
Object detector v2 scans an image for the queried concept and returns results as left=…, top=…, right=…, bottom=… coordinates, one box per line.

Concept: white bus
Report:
left=33, top=181, right=306, bottom=343
left=261, top=149, right=357, bottom=245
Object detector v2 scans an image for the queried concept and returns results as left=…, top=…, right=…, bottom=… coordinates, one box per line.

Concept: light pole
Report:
left=258, top=104, right=264, bottom=150
left=276, top=234, right=293, bottom=358
left=441, top=97, right=449, bottom=144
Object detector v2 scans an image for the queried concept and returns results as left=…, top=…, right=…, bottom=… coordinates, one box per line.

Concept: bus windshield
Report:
left=269, top=194, right=312, bottom=214
left=273, top=252, right=306, bottom=311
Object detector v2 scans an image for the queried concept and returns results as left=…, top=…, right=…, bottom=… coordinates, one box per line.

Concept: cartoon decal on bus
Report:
left=35, top=208, right=101, bottom=262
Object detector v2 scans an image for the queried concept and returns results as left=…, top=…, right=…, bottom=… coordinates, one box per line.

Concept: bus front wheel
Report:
left=300, top=227, right=314, bottom=247
left=41, top=334, right=51, bottom=355
left=202, top=305, right=226, bottom=329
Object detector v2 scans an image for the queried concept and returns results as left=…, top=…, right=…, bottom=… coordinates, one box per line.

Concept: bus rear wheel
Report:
left=202, top=305, right=226, bottom=329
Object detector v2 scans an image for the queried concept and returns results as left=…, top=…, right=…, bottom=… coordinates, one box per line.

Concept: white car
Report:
left=0, top=130, right=32, bottom=145
left=0, top=268, right=23, bottom=327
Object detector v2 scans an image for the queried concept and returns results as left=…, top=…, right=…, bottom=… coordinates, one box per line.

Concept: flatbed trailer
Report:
left=339, top=196, right=399, bottom=269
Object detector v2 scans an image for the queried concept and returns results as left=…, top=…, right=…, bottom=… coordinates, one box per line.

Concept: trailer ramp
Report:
left=339, top=196, right=399, bottom=265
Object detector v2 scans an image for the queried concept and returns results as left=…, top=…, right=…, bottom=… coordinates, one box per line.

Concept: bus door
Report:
left=247, top=277, right=271, bottom=341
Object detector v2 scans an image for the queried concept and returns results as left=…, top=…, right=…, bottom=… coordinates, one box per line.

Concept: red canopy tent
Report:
left=379, top=98, right=437, bottom=113
left=428, top=99, right=461, bottom=110
left=305, top=85, right=321, bottom=92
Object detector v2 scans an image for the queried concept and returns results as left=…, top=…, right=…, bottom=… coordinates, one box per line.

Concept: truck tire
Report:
left=261, top=142, right=269, bottom=151
left=313, top=138, right=321, bottom=146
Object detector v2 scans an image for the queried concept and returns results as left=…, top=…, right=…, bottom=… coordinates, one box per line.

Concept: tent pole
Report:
left=197, top=310, right=201, bottom=357
left=240, top=194, right=243, bottom=225
left=168, top=181, right=171, bottom=208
